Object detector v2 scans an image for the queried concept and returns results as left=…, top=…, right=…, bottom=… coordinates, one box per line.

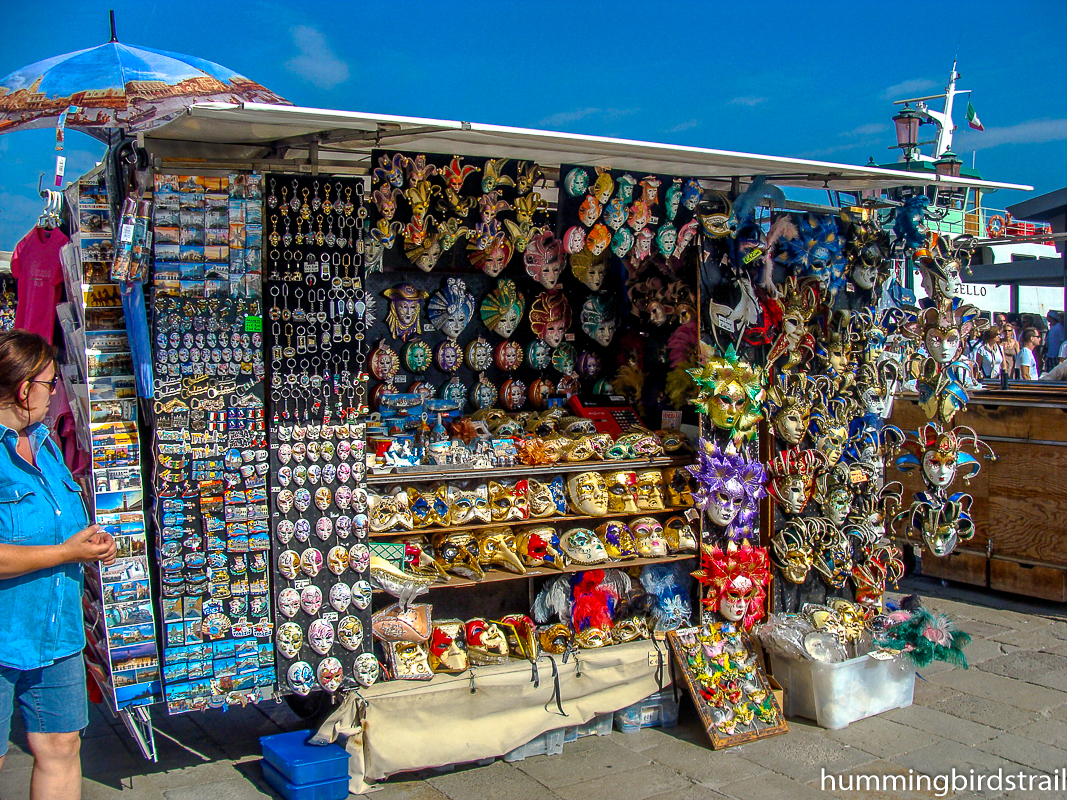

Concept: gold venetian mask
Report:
left=663, top=468, right=695, bottom=507
left=388, top=640, right=433, bottom=680
left=476, top=528, right=526, bottom=574
left=635, top=469, right=666, bottom=511
left=428, top=619, right=467, bottom=673
left=515, top=526, right=564, bottom=570
left=595, top=520, right=637, bottom=560
left=527, top=478, right=565, bottom=518
left=369, top=489, right=414, bottom=532
left=407, top=485, right=450, bottom=528
left=566, top=471, right=609, bottom=516
left=431, top=531, right=484, bottom=580
left=605, top=470, right=639, bottom=514
left=663, top=515, right=698, bottom=553
left=632, top=517, right=666, bottom=557
left=488, top=480, right=530, bottom=522
left=465, top=619, right=511, bottom=665
left=564, top=435, right=595, bottom=462
left=448, top=483, right=491, bottom=525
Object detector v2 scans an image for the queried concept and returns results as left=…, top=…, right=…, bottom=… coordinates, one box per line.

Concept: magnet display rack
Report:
left=262, top=173, right=376, bottom=698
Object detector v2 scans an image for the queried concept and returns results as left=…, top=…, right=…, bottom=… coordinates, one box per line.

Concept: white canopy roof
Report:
left=144, top=102, right=1032, bottom=193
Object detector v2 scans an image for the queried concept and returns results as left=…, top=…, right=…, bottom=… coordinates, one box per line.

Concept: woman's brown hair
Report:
left=0, top=329, right=58, bottom=410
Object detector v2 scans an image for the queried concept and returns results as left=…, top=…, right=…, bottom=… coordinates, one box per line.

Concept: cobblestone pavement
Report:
left=2, top=577, right=1066, bottom=799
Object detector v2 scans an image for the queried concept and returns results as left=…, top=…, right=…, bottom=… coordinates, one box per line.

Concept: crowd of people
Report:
left=970, top=310, right=1067, bottom=382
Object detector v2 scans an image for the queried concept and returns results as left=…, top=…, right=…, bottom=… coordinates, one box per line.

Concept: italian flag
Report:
left=966, top=102, right=984, bottom=131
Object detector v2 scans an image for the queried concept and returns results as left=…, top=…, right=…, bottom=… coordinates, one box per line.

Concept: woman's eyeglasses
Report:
left=31, top=375, right=60, bottom=392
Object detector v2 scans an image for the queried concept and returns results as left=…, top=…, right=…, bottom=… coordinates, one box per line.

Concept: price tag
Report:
left=661, top=410, right=682, bottom=430
left=684, top=508, right=700, bottom=522
left=321, top=612, right=338, bottom=622
left=716, top=314, right=735, bottom=332
left=120, top=223, right=135, bottom=243
left=244, top=316, right=263, bottom=333
left=54, top=156, right=66, bottom=186
left=293, top=579, right=311, bottom=589
left=393, top=374, right=408, bottom=385
left=565, top=333, right=576, bottom=342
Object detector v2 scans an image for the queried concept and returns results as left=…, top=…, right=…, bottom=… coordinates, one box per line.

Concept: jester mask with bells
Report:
left=814, top=318, right=860, bottom=395
left=687, top=438, right=766, bottom=545
left=430, top=530, right=484, bottom=580
left=427, top=277, right=476, bottom=340
left=896, top=490, right=976, bottom=558
left=770, top=518, right=817, bottom=584
left=475, top=528, right=526, bottom=574
left=691, top=543, right=770, bottom=631
left=688, top=345, right=765, bottom=443
left=766, top=448, right=828, bottom=515
left=914, top=232, right=977, bottom=303
left=814, top=463, right=855, bottom=527
left=808, top=393, right=861, bottom=467
left=850, top=543, right=905, bottom=608
left=895, top=423, right=995, bottom=498
left=580, top=293, right=619, bottom=347
left=383, top=284, right=429, bottom=342
left=524, top=231, right=565, bottom=289
left=480, top=278, right=525, bottom=338
left=840, top=207, right=891, bottom=292
left=764, top=373, right=820, bottom=446
left=529, top=290, right=572, bottom=348
left=811, top=524, right=853, bottom=589
left=515, top=525, right=564, bottom=570
left=765, top=277, right=820, bottom=379
left=901, top=300, right=987, bottom=426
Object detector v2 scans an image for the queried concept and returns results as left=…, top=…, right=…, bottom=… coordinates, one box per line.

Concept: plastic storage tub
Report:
left=502, top=728, right=565, bottom=762
left=261, top=760, right=349, bottom=800
left=613, top=689, right=680, bottom=733
left=259, top=730, right=350, bottom=785
left=563, top=712, right=613, bottom=742
left=769, top=651, right=916, bottom=730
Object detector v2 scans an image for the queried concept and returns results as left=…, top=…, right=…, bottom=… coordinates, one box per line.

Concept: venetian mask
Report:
left=488, top=480, right=530, bottom=521
left=276, top=622, right=303, bottom=660
left=688, top=346, right=765, bottom=442
left=559, top=527, right=609, bottom=565
left=465, top=619, right=510, bottom=665
left=480, top=279, right=525, bottom=338
left=430, top=531, right=484, bottom=580
left=528, top=477, right=566, bottom=518
left=563, top=167, right=589, bottom=197
left=925, top=326, right=961, bottom=365
left=605, top=470, right=639, bottom=514
left=813, top=530, right=853, bottom=589
left=570, top=249, right=608, bottom=291
left=407, top=485, right=450, bottom=528
left=317, top=658, right=344, bottom=693
left=337, top=615, right=365, bottom=651
left=579, top=194, right=601, bottom=227
left=308, top=619, right=335, bottom=656
left=663, top=516, right=697, bottom=553
left=566, top=471, right=609, bottom=516
left=287, top=661, right=315, bottom=696
left=428, top=620, right=468, bottom=672
left=611, top=227, right=634, bottom=258
left=354, top=652, right=380, bottom=687
left=278, top=588, right=300, bottom=618
left=448, top=483, right=491, bottom=525
left=368, top=489, right=413, bottom=532
left=468, top=236, right=514, bottom=277
left=427, top=277, right=475, bottom=340
left=563, top=226, right=587, bottom=254
left=529, top=290, right=572, bottom=348
left=383, top=284, right=429, bottom=342
left=663, top=468, right=695, bottom=507
left=595, top=520, right=637, bottom=560
left=580, top=294, right=618, bottom=347
left=524, top=231, right=564, bottom=289
left=388, top=641, right=433, bottom=681
left=632, top=517, right=666, bottom=557
left=635, top=469, right=666, bottom=511
left=476, top=529, right=526, bottom=574
left=516, top=526, right=564, bottom=570
left=767, top=450, right=825, bottom=515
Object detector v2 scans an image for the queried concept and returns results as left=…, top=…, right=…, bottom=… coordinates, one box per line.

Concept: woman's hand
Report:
left=61, top=525, right=117, bottom=565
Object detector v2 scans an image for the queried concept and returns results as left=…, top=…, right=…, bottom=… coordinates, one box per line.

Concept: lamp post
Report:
left=893, top=105, right=921, bottom=162
left=934, top=150, right=962, bottom=178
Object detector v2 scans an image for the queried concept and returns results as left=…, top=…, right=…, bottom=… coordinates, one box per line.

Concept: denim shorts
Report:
left=0, top=653, right=88, bottom=756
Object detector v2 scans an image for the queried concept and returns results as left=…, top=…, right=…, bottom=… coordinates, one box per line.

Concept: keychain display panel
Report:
left=262, top=173, right=376, bottom=694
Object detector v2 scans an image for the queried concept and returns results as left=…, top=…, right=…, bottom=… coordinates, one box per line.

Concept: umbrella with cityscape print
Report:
left=0, top=16, right=287, bottom=140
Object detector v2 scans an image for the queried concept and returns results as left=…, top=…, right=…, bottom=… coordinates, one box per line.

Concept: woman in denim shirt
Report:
left=0, top=330, right=116, bottom=800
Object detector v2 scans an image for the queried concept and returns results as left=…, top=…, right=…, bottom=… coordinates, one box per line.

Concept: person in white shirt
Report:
left=1017, top=327, right=1041, bottom=380
left=973, top=328, right=1003, bottom=380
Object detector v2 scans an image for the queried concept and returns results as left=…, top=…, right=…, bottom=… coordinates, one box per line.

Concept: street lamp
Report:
left=934, top=150, right=962, bottom=178
left=893, top=105, right=921, bottom=161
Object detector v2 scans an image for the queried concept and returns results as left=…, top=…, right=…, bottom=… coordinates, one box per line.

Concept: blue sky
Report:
left=2, top=0, right=1066, bottom=250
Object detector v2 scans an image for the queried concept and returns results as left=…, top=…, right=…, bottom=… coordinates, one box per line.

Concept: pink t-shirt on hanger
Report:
left=12, top=226, right=70, bottom=343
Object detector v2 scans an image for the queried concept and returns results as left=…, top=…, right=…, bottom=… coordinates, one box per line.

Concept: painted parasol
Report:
left=0, top=17, right=287, bottom=141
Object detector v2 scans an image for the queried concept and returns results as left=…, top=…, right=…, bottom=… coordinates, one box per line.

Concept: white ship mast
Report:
left=893, top=59, right=971, bottom=161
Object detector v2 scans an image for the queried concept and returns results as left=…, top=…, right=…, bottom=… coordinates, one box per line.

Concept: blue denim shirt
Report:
left=0, top=421, right=89, bottom=670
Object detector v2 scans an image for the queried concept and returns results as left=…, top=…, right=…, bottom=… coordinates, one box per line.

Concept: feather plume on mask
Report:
left=667, top=321, right=700, bottom=368
left=639, top=563, right=693, bottom=631
left=570, top=569, right=631, bottom=631
left=763, top=216, right=798, bottom=294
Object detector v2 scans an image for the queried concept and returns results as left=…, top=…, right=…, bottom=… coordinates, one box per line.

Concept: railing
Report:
left=944, top=207, right=1055, bottom=243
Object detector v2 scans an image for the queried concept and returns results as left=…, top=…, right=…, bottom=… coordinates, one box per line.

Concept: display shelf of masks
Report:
left=53, top=172, right=163, bottom=716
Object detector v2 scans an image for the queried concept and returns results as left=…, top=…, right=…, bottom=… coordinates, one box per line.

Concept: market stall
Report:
left=43, top=101, right=1025, bottom=777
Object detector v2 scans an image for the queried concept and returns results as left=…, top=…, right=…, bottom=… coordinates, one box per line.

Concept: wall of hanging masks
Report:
left=151, top=293, right=276, bottom=714
left=262, top=173, right=378, bottom=695
left=685, top=186, right=996, bottom=618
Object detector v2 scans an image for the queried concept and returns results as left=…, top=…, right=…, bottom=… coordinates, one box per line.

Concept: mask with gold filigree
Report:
left=770, top=518, right=817, bottom=584
left=635, top=469, right=666, bottom=511
left=528, top=477, right=566, bottom=518
left=464, top=619, right=511, bottom=665
left=663, top=468, right=695, bottom=507
left=368, top=489, right=414, bottom=532
left=406, top=485, right=450, bottom=528
left=688, top=345, right=765, bottom=442
left=691, top=542, right=770, bottom=631
left=448, top=483, right=491, bottom=525
left=594, top=520, right=637, bottom=560
left=765, top=277, right=820, bottom=378
left=516, top=526, right=564, bottom=570
left=604, top=470, right=639, bottom=514
left=559, top=527, right=609, bottom=565
left=632, top=517, right=667, bottom=557
left=566, top=471, right=608, bottom=516
left=430, top=531, right=484, bottom=580
left=428, top=620, right=468, bottom=672
left=766, top=448, right=827, bottom=515
left=663, top=516, right=698, bottom=554
left=488, top=479, right=530, bottom=522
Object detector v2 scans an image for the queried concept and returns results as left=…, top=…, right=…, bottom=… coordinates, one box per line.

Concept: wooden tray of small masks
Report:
left=667, top=624, right=788, bottom=749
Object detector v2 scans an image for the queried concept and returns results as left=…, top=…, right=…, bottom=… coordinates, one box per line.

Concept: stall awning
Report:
left=143, top=102, right=1034, bottom=193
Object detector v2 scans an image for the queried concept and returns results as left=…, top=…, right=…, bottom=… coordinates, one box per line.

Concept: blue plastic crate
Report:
left=613, top=689, right=680, bottom=733
left=260, top=730, right=350, bottom=786
left=261, top=760, right=349, bottom=800
left=502, top=728, right=565, bottom=762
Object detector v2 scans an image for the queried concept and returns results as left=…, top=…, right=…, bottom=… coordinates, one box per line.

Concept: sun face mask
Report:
left=480, top=279, right=525, bottom=337
left=566, top=471, right=609, bottom=516
left=448, top=483, right=491, bottom=525
left=595, top=520, right=638, bottom=560
left=604, top=470, right=639, bottom=514
left=559, top=527, right=609, bottom=565
left=427, top=276, right=476, bottom=340
left=488, top=480, right=530, bottom=522
left=635, top=469, right=666, bottom=511
left=632, top=517, right=667, bottom=557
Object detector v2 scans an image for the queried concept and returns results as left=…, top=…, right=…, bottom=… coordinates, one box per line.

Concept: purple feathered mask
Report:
left=687, top=438, right=766, bottom=544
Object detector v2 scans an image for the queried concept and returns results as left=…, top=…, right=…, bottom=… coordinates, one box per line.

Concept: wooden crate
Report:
left=990, top=558, right=1067, bottom=603
left=918, top=549, right=988, bottom=588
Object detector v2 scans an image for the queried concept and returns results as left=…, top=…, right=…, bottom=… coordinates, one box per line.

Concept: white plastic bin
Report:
left=502, top=728, right=565, bottom=762
left=769, top=651, right=916, bottom=730
left=613, top=689, right=680, bottom=733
